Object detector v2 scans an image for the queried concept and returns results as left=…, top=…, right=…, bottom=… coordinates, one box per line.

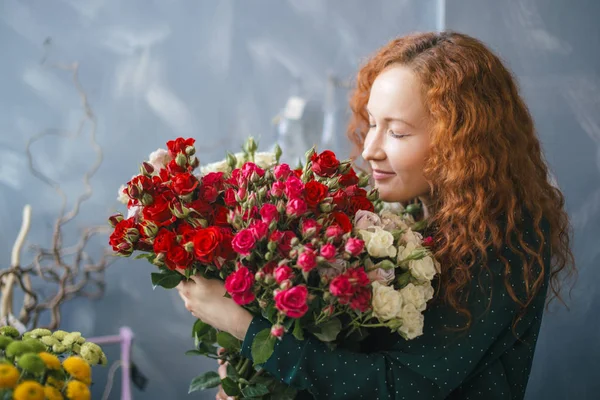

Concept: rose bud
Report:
left=255, top=271, right=265, bottom=281
left=279, top=279, right=292, bottom=290
left=108, top=214, right=124, bottom=228
left=139, top=162, right=155, bottom=176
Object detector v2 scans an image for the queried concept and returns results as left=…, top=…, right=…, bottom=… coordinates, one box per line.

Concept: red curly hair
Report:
left=348, top=31, right=576, bottom=329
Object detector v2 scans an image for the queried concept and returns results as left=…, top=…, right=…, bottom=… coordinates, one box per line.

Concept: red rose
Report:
left=143, top=193, right=176, bottom=227
left=232, top=229, right=257, bottom=256
left=216, top=228, right=235, bottom=264
left=165, top=245, right=193, bottom=270
left=153, top=228, right=177, bottom=254
left=167, top=137, right=195, bottom=157
left=226, top=168, right=243, bottom=186
left=172, top=172, right=199, bottom=196
left=274, top=285, right=309, bottom=318
left=167, top=159, right=187, bottom=175
left=331, top=189, right=349, bottom=211
left=269, top=230, right=296, bottom=256
left=202, top=172, right=225, bottom=189
left=311, top=150, right=340, bottom=177
left=109, top=218, right=139, bottom=255
left=274, top=265, right=294, bottom=283
left=330, top=211, right=352, bottom=233
left=213, top=205, right=230, bottom=226
left=199, top=184, right=219, bottom=203
left=347, top=267, right=370, bottom=286
left=350, top=286, right=372, bottom=312
left=262, top=261, right=277, bottom=275
left=293, top=168, right=303, bottom=178
left=260, top=204, right=279, bottom=224
left=349, top=196, right=374, bottom=214
left=339, top=168, right=359, bottom=187
left=224, top=188, right=238, bottom=206
left=304, top=181, right=328, bottom=208
left=344, top=185, right=367, bottom=197
left=329, top=275, right=353, bottom=300
left=125, top=175, right=155, bottom=199
left=187, top=199, right=212, bottom=215
left=192, top=227, right=222, bottom=264
left=224, top=266, right=255, bottom=305
left=423, top=236, right=434, bottom=247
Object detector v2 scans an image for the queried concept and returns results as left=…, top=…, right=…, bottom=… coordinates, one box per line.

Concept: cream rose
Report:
left=397, top=241, right=418, bottom=262
left=354, top=210, right=382, bottom=230
left=148, top=148, right=172, bottom=171
left=371, top=282, right=403, bottom=321
left=399, top=282, right=434, bottom=312
left=409, top=256, right=437, bottom=282
left=401, top=228, right=423, bottom=246
left=398, top=303, right=424, bottom=340
left=253, top=152, right=277, bottom=169
left=199, top=159, right=231, bottom=175
left=117, top=184, right=129, bottom=205
left=360, top=227, right=397, bottom=258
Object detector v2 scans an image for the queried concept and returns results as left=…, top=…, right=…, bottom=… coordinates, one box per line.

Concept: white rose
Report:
left=371, top=282, right=403, bottom=321
left=364, top=227, right=397, bottom=258
left=253, top=152, right=277, bottom=169
left=117, top=184, right=129, bottom=204
left=127, top=205, right=142, bottom=221
left=199, top=159, right=231, bottom=175
left=399, top=282, right=434, bottom=312
left=401, top=228, right=423, bottom=246
left=148, top=148, right=172, bottom=171
left=397, top=241, right=419, bottom=262
left=398, top=303, right=424, bottom=340
left=409, top=256, right=437, bottom=282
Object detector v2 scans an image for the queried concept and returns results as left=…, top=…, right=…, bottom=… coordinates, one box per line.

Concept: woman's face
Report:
left=362, top=65, right=432, bottom=203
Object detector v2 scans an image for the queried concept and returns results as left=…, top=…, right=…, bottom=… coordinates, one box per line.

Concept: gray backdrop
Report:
left=0, top=0, right=597, bottom=399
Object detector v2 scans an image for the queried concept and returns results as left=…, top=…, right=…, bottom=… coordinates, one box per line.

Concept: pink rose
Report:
left=271, top=181, right=285, bottom=197
left=260, top=204, right=279, bottom=224
left=224, top=266, right=255, bottom=305
left=329, top=275, right=353, bottom=301
left=301, top=218, right=321, bottom=236
left=367, top=267, right=395, bottom=285
left=285, top=176, right=304, bottom=199
left=274, top=265, right=294, bottom=283
left=350, top=286, right=372, bottom=312
left=286, top=198, right=307, bottom=217
left=249, top=220, right=269, bottom=240
left=298, top=249, right=317, bottom=272
left=320, top=243, right=336, bottom=260
left=274, top=285, right=309, bottom=318
left=241, top=162, right=265, bottom=180
left=345, top=237, right=365, bottom=256
left=326, top=225, right=344, bottom=239
left=270, top=230, right=297, bottom=256
left=274, top=164, right=292, bottom=180
left=232, top=229, right=257, bottom=255
left=270, top=324, right=285, bottom=338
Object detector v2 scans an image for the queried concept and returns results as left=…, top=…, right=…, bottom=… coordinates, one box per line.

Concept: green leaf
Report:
left=226, top=363, right=239, bottom=380
left=217, top=331, right=241, bottom=352
left=188, top=371, right=221, bottom=393
left=192, top=319, right=212, bottom=339
left=241, top=383, right=270, bottom=398
left=313, top=318, right=342, bottom=342
left=251, top=329, right=276, bottom=365
left=292, top=319, right=304, bottom=341
left=151, top=271, right=182, bottom=289
left=134, top=253, right=151, bottom=260
left=185, top=350, right=204, bottom=356
left=221, top=377, right=241, bottom=396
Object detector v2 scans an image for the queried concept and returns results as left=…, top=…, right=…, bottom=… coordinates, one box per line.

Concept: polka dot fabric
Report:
left=240, top=214, right=551, bottom=399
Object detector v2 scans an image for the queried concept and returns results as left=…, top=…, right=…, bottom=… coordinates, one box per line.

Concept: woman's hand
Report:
left=215, top=347, right=236, bottom=400
left=175, top=271, right=253, bottom=340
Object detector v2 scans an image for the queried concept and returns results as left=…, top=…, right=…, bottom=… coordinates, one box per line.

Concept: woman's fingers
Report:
left=217, top=347, right=226, bottom=365
left=218, top=361, right=228, bottom=379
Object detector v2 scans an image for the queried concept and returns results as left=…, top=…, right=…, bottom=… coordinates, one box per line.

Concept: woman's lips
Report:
left=372, top=169, right=396, bottom=181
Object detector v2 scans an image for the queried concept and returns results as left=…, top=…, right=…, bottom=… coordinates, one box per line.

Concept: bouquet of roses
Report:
left=108, top=137, right=438, bottom=398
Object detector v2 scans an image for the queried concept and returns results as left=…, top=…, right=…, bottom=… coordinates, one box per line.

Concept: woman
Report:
left=176, top=31, right=575, bottom=399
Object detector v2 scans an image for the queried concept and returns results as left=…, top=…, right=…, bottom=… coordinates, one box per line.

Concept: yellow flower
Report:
left=45, top=376, right=64, bottom=390
left=0, top=364, right=19, bottom=389
left=13, top=381, right=45, bottom=400
left=62, top=357, right=91, bottom=385
left=44, top=385, right=64, bottom=400
left=38, top=352, right=61, bottom=370
left=65, top=380, right=90, bottom=400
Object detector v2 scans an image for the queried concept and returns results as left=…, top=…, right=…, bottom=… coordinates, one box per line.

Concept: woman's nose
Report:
left=362, top=130, right=386, bottom=161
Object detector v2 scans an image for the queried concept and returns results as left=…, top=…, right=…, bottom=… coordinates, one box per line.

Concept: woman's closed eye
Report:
left=388, top=130, right=408, bottom=139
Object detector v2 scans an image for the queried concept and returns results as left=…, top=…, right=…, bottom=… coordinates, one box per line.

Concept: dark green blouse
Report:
left=241, top=216, right=551, bottom=399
